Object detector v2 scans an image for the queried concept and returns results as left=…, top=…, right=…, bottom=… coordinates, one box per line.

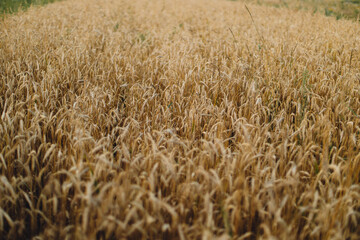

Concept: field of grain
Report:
left=0, top=0, right=360, bottom=239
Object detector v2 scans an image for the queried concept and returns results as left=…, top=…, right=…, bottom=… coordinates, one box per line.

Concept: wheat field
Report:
left=0, top=0, right=359, bottom=239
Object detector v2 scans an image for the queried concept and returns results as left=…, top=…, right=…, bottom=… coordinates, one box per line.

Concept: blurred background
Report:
left=0, top=0, right=58, bottom=14
left=246, top=0, right=360, bottom=20
left=1, top=0, right=360, bottom=20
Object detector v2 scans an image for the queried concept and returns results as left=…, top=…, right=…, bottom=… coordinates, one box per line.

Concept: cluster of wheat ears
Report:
left=0, top=0, right=359, bottom=239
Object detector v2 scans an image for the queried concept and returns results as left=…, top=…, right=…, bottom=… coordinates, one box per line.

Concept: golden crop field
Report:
left=0, top=0, right=359, bottom=239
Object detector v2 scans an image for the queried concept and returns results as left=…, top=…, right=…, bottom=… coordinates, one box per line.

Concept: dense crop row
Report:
left=0, top=0, right=359, bottom=239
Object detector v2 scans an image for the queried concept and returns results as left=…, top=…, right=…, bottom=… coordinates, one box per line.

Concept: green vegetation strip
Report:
left=243, top=0, right=360, bottom=21
left=0, top=0, right=59, bottom=14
